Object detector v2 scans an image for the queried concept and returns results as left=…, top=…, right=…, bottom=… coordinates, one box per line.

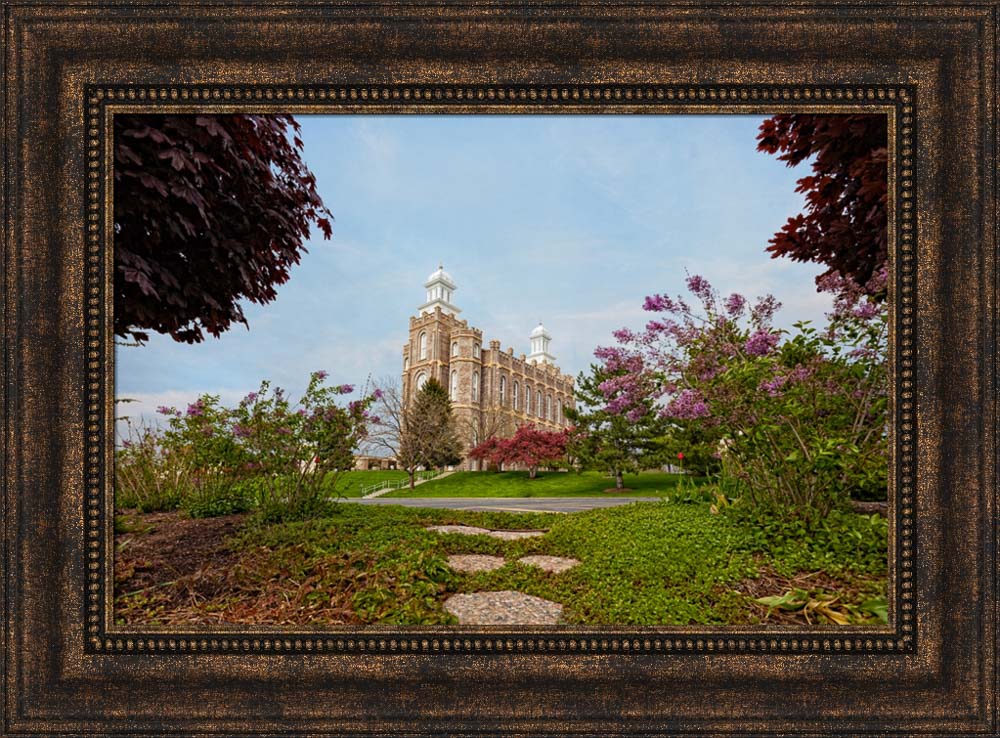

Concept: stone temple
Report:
left=402, top=265, right=576, bottom=470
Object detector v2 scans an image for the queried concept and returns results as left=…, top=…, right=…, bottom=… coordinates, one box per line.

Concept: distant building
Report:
left=402, top=266, right=575, bottom=470
left=353, top=455, right=397, bottom=471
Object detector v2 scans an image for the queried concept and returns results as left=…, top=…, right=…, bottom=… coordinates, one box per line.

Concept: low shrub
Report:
left=182, top=472, right=256, bottom=519
left=724, top=501, right=888, bottom=576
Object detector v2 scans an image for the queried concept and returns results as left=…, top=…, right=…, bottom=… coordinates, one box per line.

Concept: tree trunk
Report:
left=529, top=466, right=538, bottom=479
left=408, top=470, right=415, bottom=489
left=615, top=470, right=624, bottom=489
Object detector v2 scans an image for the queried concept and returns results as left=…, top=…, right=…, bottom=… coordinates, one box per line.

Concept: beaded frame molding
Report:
left=5, top=3, right=997, bottom=735
left=85, top=84, right=914, bottom=657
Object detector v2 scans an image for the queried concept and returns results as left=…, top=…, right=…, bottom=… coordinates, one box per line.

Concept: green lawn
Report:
left=382, top=470, right=706, bottom=498
left=222, top=499, right=888, bottom=626
left=328, top=470, right=422, bottom=497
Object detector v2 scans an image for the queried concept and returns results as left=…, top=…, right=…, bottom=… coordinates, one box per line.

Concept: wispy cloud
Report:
left=118, top=115, right=817, bottom=405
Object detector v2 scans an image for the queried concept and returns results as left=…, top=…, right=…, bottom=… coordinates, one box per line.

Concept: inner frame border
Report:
left=84, top=83, right=914, bottom=656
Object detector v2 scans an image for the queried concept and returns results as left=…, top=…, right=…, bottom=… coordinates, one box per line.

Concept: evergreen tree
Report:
left=412, top=378, right=463, bottom=469
left=565, top=364, right=665, bottom=490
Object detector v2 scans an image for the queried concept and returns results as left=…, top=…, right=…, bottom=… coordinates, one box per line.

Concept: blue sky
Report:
left=116, top=114, right=832, bottom=432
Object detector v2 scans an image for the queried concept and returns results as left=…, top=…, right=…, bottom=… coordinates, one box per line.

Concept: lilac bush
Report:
left=229, top=371, right=375, bottom=520
left=597, top=270, right=888, bottom=520
left=118, top=372, right=375, bottom=520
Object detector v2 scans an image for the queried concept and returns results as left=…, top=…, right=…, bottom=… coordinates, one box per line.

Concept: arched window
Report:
left=473, top=343, right=481, bottom=358
left=451, top=341, right=459, bottom=357
left=450, top=370, right=458, bottom=400
left=557, top=399, right=563, bottom=423
left=499, top=375, right=507, bottom=404
left=513, top=381, right=519, bottom=409
left=418, top=332, right=428, bottom=360
left=525, top=385, right=531, bottom=414
left=472, top=372, right=479, bottom=402
left=546, top=394, right=552, bottom=421
left=536, top=390, right=543, bottom=418
left=415, top=372, right=427, bottom=392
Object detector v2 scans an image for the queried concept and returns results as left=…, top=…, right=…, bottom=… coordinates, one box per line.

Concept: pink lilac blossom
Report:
left=186, top=401, right=205, bottom=417
left=626, top=407, right=645, bottom=423
left=852, top=301, right=879, bottom=320
left=643, top=294, right=677, bottom=313
left=337, top=384, right=354, bottom=394
left=787, top=364, right=814, bottom=383
left=685, top=274, right=713, bottom=302
left=744, top=329, right=780, bottom=357
left=314, top=370, right=329, bottom=380
left=723, top=293, right=746, bottom=317
left=758, top=374, right=785, bottom=396
left=663, top=389, right=710, bottom=419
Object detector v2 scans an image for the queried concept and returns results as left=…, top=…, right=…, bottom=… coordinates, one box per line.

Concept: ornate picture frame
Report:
left=2, top=2, right=996, bottom=735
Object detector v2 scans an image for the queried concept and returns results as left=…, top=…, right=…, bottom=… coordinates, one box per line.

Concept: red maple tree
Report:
left=114, top=114, right=333, bottom=343
left=469, top=425, right=568, bottom=478
left=757, top=114, right=888, bottom=297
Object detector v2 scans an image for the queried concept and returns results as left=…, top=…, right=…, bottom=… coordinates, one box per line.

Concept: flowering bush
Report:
left=117, top=372, right=375, bottom=521
left=597, top=270, right=888, bottom=521
left=229, top=372, right=375, bottom=521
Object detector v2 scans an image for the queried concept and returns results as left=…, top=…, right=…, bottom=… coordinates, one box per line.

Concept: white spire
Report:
left=419, top=264, right=461, bottom=317
left=527, top=321, right=556, bottom=365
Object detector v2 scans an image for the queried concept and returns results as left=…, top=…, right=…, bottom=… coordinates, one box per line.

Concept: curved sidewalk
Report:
left=346, top=496, right=662, bottom=513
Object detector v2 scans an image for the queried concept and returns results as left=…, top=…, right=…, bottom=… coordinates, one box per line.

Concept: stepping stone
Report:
left=518, top=555, right=580, bottom=573
left=487, top=529, right=546, bottom=540
left=444, top=591, right=563, bottom=625
left=447, top=554, right=506, bottom=573
left=426, top=524, right=491, bottom=536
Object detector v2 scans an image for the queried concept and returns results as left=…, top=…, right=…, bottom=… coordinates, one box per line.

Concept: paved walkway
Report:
left=348, top=496, right=662, bottom=513
left=361, top=470, right=454, bottom=499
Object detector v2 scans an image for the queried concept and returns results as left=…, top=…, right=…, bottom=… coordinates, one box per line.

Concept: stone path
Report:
left=426, top=524, right=492, bottom=536
left=425, top=524, right=546, bottom=540
left=444, top=591, right=564, bottom=625
left=428, top=527, right=583, bottom=624
left=447, top=554, right=506, bottom=573
left=518, top=555, right=579, bottom=573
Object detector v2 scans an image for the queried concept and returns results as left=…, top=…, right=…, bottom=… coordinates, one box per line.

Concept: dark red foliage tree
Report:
left=469, top=425, right=568, bottom=479
left=467, top=436, right=505, bottom=472
left=757, top=114, right=888, bottom=296
left=114, top=114, right=333, bottom=343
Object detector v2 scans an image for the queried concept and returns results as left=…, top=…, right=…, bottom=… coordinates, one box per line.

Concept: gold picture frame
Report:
left=3, top=3, right=996, bottom=735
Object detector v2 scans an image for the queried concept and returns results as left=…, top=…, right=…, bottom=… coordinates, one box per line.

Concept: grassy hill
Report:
left=382, top=470, right=707, bottom=498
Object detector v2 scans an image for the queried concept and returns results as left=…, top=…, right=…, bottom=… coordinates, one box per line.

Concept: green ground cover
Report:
left=382, top=470, right=706, bottom=498
left=219, top=498, right=887, bottom=626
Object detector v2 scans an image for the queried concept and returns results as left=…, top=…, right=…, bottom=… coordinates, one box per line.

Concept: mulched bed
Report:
left=114, top=510, right=360, bottom=627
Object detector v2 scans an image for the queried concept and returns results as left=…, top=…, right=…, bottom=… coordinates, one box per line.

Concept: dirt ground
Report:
left=114, top=510, right=359, bottom=626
